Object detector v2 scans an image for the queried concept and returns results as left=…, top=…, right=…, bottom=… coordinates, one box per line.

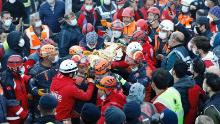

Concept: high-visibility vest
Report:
left=178, top=14, right=193, bottom=29
left=25, top=25, right=49, bottom=53
left=97, top=2, right=117, bottom=21
left=154, top=35, right=169, bottom=54
left=123, top=21, right=136, bottom=37
left=153, top=87, right=184, bottom=124
left=23, top=0, right=31, bottom=7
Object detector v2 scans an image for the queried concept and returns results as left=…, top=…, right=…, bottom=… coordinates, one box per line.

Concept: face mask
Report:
left=118, top=4, right=124, bottom=9
left=85, top=5, right=93, bottom=11
left=159, top=31, right=167, bottom=40
left=207, top=15, right=214, bottom=22
left=52, top=55, right=59, bottom=63
left=18, top=39, right=25, bottom=47
left=9, top=0, right=16, bottom=3
left=194, top=26, right=201, bottom=34
left=112, top=30, right=122, bottom=38
left=4, top=19, right=12, bottom=27
left=181, top=6, right=189, bottom=13
left=100, top=94, right=106, bottom=100
left=35, top=20, right=42, bottom=27
left=104, top=0, right=111, bottom=5
left=87, top=43, right=96, bottom=49
left=70, top=19, right=77, bottom=26
left=192, top=47, right=199, bottom=56
left=205, top=1, right=209, bottom=7
left=19, top=66, right=25, bottom=75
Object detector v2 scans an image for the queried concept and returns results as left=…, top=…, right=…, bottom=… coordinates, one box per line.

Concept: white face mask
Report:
left=207, top=15, right=214, bottom=22
left=112, top=30, right=122, bottom=38
left=4, top=19, right=12, bottom=27
left=104, top=0, right=111, bottom=5
left=194, top=26, right=199, bottom=34
left=118, top=4, right=124, bottom=9
left=181, top=6, right=189, bottom=13
left=205, top=1, right=209, bottom=7
left=9, top=0, right=16, bottom=3
left=70, top=19, right=77, bottom=26
left=18, top=39, right=25, bottom=47
left=100, top=94, right=106, bottom=100
left=158, top=31, right=167, bottom=40
left=35, top=20, right=42, bottom=27
left=87, top=43, right=96, bottom=49
left=47, top=0, right=55, bottom=5
left=52, top=55, right=59, bottom=63
left=85, top=5, right=93, bottom=11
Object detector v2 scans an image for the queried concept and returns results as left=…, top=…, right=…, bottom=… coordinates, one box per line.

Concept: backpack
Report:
left=184, top=84, right=205, bottom=124
left=0, top=85, right=7, bottom=123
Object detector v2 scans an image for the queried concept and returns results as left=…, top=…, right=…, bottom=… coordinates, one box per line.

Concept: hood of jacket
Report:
left=174, top=75, right=195, bottom=88
left=7, top=31, right=22, bottom=51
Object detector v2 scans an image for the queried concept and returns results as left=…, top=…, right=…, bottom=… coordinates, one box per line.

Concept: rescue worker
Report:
left=81, top=23, right=95, bottom=36
left=128, top=0, right=143, bottom=20
left=147, top=7, right=161, bottom=45
left=113, top=0, right=127, bottom=21
left=96, top=76, right=126, bottom=124
left=96, top=0, right=117, bottom=23
left=136, top=19, right=149, bottom=33
left=122, top=7, right=136, bottom=37
left=161, top=31, right=191, bottom=71
left=154, top=19, right=174, bottom=67
left=77, top=0, right=98, bottom=28
left=104, top=19, right=126, bottom=45
left=178, top=0, right=194, bottom=29
left=50, top=59, right=95, bottom=124
left=57, top=12, right=83, bottom=57
left=1, top=55, right=29, bottom=124
left=24, top=12, right=51, bottom=54
left=28, top=44, right=59, bottom=119
left=0, top=11, right=16, bottom=33
left=194, top=16, right=213, bottom=39
left=151, top=68, right=183, bottom=124
left=140, top=0, right=155, bottom=20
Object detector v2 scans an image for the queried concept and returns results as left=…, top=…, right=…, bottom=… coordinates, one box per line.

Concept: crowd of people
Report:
left=0, top=0, right=220, bottom=124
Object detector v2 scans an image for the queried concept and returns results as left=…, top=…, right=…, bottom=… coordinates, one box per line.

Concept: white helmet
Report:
left=126, top=42, right=143, bottom=57
left=181, top=0, right=195, bottom=6
left=159, top=20, right=174, bottom=31
left=59, top=59, right=78, bottom=74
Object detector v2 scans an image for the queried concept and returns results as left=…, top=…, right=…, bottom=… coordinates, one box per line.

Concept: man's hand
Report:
left=38, top=89, right=46, bottom=96
left=156, top=54, right=164, bottom=60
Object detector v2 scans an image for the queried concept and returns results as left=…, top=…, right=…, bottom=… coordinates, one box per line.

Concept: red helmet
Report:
left=122, top=7, right=135, bottom=17
left=7, top=55, right=23, bottom=69
left=131, top=30, right=147, bottom=42
left=116, top=0, right=127, bottom=4
left=147, top=7, right=160, bottom=15
left=82, top=23, right=95, bottom=35
left=111, top=19, right=124, bottom=31
left=136, top=19, right=149, bottom=32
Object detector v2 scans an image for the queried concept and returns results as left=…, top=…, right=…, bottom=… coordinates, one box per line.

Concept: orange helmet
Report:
left=96, top=76, right=117, bottom=91
left=111, top=19, right=124, bottom=31
left=94, top=58, right=111, bottom=75
left=122, top=7, right=135, bottom=17
left=131, top=30, right=147, bottom=42
left=147, top=7, right=160, bottom=15
left=69, top=45, right=84, bottom=55
left=40, top=44, right=57, bottom=58
left=136, top=19, right=149, bottom=32
left=82, top=23, right=95, bottom=35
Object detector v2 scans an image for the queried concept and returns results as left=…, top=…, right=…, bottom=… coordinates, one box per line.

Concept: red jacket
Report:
left=97, top=90, right=126, bottom=124
left=4, top=73, right=30, bottom=124
left=50, top=73, right=94, bottom=121
left=142, top=41, right=156, bottom=71
left=113, top=9, right=124, bottom=21
left=77, top=6, right=97, bottom=28
left=140, top=7, right=148, bottom=20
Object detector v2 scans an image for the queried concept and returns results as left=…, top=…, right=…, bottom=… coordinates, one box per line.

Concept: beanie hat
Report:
left=196, top=16, right=209, bottom=25
left=7, top=31, right=22, bottom=49
left=126, top=83, right=145, bottom=104
left=81, top=103, right=101, bottom=123
left=105, top=106, right=126, bottom=124
left=86, top=31, right=98, bottom=45
left=161, top=109, right=178, bottom=124
left=123, top=101, right=141, bottom=122
left=209, top=6, right=220, bottom=19
left=39, top=94, right=58, bottom=110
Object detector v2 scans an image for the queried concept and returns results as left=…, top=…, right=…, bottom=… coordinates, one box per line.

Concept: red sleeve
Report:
left=77, top=14, right=84, bottom=28
left=0, top=0, right=2, bottom=12
left=8, top=106, right=28, bottom=119
left=153, top=102, right=167, bottom=113
left=70, top=83, right=94, bottom=101
left=111, top=60, right=129, bottom=69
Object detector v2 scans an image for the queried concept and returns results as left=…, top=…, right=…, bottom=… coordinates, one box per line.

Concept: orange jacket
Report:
left=178, top=14, right=193, bottom=29
left=123, top=21, right=136, bottom=37
left=25, top=25, right=49, bottom=54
